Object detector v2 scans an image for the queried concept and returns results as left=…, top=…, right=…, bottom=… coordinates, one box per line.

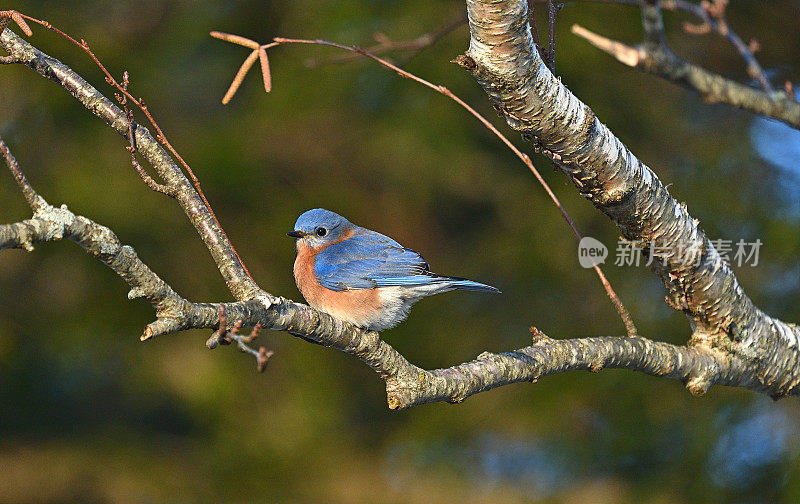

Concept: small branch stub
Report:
left=207, top=306, right=275, bottom=372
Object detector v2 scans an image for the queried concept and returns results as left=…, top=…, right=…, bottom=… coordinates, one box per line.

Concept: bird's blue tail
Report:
left=442, top=277, right=501, bottom=293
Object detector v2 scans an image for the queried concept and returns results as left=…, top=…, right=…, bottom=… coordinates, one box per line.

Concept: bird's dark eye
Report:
left=315, top=227, right=327, bottom=237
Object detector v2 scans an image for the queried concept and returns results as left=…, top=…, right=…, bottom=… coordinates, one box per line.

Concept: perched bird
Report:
left=288, top=208, right=499, bottom=331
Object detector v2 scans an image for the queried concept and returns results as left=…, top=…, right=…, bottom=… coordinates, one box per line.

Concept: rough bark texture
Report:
left=2, top=7, right=798, bottom=410
left=458, top=0, right=800, bottom=398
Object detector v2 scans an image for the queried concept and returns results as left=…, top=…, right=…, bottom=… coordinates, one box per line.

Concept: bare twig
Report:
left=546, top=0, right=563, bottom=72
left=125, top=111, right=174, bottom=196
left=527, top=0, right=562, bottom=72
left=0, top=135, right=41, bottom=210
left=207, top=306, right=274, bottom=372
left=118, top=72, right=174, bottom=196
left=672, top=0, right=771, bottom=92
left=526, top=0, right=773, bottom=92
left=570, top=22, right=800, bottom=128
left=1, top=21, right=260, bottom=300
left=15, top=13, right=257, bottom=287
left=211, top=31, right=638, bottom=337
left=527, top=0, right=542, bottom=50
left=304, top=14, right=467, bottom=68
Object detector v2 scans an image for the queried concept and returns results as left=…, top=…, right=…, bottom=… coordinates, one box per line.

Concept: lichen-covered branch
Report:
left=571, top=2, right=800, bottom=129
left=2, top=11, right=798, bottom=409
left=0, top=180, right=768, bottom=407
left=389, top=331, right=760, bottom=408
left=0, top=181, right=762, bottom=408
left=458, top=0, right=800, bottom=398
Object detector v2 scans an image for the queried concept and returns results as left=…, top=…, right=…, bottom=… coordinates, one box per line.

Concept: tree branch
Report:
left=457, top=0, right=800, bottom=398
left=669, top=0, right=772, bottom=92
left=0, top=170, right=759, bottom=407
left=3, top=10, right=798, bottom=410
left=0, top=130, right=788, bottom=407
left=0, top=175, right=768, bottom=406
left=304, top=13, right=467, bottom=68
left=570, top=5, right=800, bottom=128
left=529, top=0, right=774, bottom=94
left=210, top=30, right=638, bottom=337
left=0, top=27, right=261, bottom=300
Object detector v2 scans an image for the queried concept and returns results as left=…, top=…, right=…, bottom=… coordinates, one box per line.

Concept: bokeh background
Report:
left=2, top=1, right=800, bottom=502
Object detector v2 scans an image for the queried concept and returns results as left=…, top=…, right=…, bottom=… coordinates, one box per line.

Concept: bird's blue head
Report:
left=288, top=208, right=354, bottom=249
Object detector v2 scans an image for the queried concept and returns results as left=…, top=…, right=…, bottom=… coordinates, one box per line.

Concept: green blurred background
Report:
left=2, top=1, right=799, bottom=502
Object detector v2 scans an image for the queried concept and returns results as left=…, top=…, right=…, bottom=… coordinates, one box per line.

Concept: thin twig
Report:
left=671, top=0, right=771, bottom=92
left=546, top=0, right=563, bottom=72
left=126, top=111, right=174, bottom=196
left=207, top=306, right=274, bottom=372
left=16, top=13, right=255, bottom=283
left=527, top=0, right=552, bottom=63
left=211, top=32, right=638, bottom=336
left=527, top=0, right=542, bottom=48
left=304, top=14, right=467, bottom=68
left=531, top=0, right=773, bottom=92
left=118, top=71, right=174, bottom=196
left=571, top=12, right=800, bottom=128
left=0, top=135, right=41, bottom=210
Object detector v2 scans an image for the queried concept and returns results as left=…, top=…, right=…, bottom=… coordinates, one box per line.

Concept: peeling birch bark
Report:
left=458, top=0, right=800, bottom=397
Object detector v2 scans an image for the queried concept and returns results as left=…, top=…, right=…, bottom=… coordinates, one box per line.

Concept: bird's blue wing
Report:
left=314, top=230, right=433, bottom=291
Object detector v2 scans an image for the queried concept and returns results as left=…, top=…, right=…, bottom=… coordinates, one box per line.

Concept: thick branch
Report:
left=458, top=0, right=800, bottom=397
left=390, top=332, right=759, bottom=408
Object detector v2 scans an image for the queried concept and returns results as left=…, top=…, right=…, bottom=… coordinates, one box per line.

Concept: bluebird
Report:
left=288, top=208, right=500, bottom=331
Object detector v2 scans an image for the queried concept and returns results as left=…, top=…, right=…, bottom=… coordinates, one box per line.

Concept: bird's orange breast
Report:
left=293, top=232, right=385, bottom=328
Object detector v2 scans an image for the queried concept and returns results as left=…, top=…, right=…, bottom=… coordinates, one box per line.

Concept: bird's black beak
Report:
left=287, top=230, right=305, bottom=238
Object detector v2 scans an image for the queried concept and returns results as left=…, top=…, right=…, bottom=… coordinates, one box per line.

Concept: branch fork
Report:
left=207, top=305, right=273, bottom=373
left=570, top=1, right=799, bottom=128
left=3, top=5, right=800, bottom=409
